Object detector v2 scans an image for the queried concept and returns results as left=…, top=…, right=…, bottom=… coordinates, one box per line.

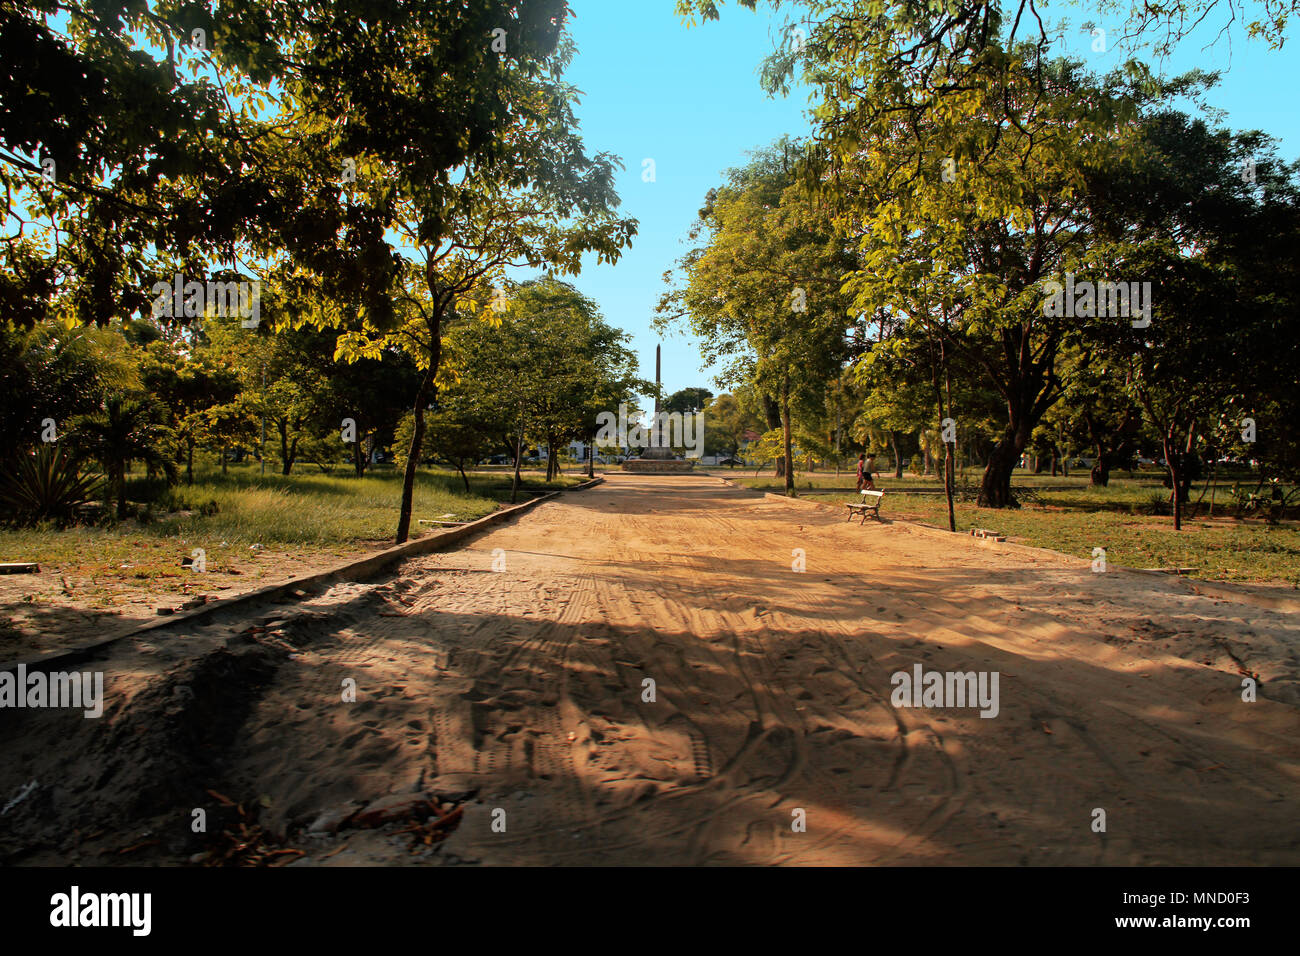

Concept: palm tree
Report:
left=72, top=394, right=177, bottom=519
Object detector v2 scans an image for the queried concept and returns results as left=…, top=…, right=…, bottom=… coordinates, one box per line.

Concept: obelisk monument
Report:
left=642, top=344, right=673, bottom=460
left=622, top=343, right=694, bottom=472
left=655, top=345, right=661, bottom=415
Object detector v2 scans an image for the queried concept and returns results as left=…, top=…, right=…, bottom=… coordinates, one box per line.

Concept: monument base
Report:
left=622, top=459, right=696, bottom=474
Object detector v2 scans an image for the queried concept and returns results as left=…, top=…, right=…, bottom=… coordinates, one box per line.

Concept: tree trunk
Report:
left=1191, top=461, right=1215, bottom=519
left=979, top=430, right=1025, bottom=508
left=1090, top=450, right=1111, bottom=487
left=278, top=421, right=291, bottom=475
left=395, top=362, right=437, bottom=544
left=456, top=460, right=470, bottom=493
left=283, top=435, right=299, bottom=476
left=114, top=464, right=126, bottom=519
left=890, top=431, right=903, bottom=478
left=510, top=412, right=524, bottom=505
left=587, top=434, right=595, bottom=479
left=185, top=439, right=194, bottom=485
left=221, top=444, right=228, bottom=475
left=780, top=380, right=794, bottom=497
left=353, top=432, right=366, bottom=478
left=1164, top=441, right=1183, bottom=531
left=944, top=445, right=956, bottom=531
left=397, top=270, right=450, bottom=542
left=939, top=352, right=956, bottom=533
left=762, top=391, right=786, bottom=479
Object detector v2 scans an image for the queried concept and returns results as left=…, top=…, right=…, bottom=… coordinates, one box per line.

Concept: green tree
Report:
left=139, top=335, right=240, bottom=483
left=201, top=399, right=260, bottom=475
left=658, top=141, right=855, bottom=495
left=0, top=323, right=127, bottom=467
left=1087, top=111, right=1300, bottom=528
left=204, top=312, right=337, bottom=476
left=664, top=387, right=714, bottom=415
left=423, top=397, right=503, bottom=493
left=330, top=25, right=636, bottom=540
left=71, top=393, right=176, bottom=519
left=323, top=346, right=423, bottom=478
left=702, top=393, right=760, bottom=460
left=444, top=278, right=646, bottom=498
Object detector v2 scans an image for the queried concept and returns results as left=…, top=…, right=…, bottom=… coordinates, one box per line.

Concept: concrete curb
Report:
left=3, top=477, right=605, bottom=675
left=712, top=476, right=763, bottom=496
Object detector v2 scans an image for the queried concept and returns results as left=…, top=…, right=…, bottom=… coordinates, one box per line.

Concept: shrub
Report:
left=0, top=445, right=102, bottom=526
left=1134, top=492, right=1172, bottom=516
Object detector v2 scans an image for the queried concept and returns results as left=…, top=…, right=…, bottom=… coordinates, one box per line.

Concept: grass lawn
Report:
left=0, top=464, right=586, bottom=612
left=714, top=468, right=1300, bottom=588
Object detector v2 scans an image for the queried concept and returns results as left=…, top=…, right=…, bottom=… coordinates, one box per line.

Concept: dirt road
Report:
left=3, top=473, right=1297, bottom=865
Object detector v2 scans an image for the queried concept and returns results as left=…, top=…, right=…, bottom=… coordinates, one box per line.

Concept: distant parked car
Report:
left=717, top=457, right=743, bottom=466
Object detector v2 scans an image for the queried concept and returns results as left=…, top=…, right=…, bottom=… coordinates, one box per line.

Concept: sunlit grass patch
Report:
left=808, top=485, right=1300, bottom=587
left=0, top=464, right=584, bottom=578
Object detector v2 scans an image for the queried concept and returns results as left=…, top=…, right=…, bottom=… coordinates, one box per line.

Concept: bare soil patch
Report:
left=3, top=474, right=1296, bottom=866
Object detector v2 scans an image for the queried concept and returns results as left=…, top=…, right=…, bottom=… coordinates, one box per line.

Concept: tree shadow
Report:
left=2, top=546, right=1295, bottom=866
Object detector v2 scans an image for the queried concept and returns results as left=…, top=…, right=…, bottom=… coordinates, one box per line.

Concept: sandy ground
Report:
left=0, top=544, right=389, bottom=658
left=1, top=473, right=1297, bottom=866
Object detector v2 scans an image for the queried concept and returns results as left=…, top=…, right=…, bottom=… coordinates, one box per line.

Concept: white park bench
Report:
left=846, top=489, right=884, bottom=524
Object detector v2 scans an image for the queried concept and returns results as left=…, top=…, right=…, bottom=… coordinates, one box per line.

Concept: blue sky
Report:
left=550, top=0, right=1299, bottom=401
